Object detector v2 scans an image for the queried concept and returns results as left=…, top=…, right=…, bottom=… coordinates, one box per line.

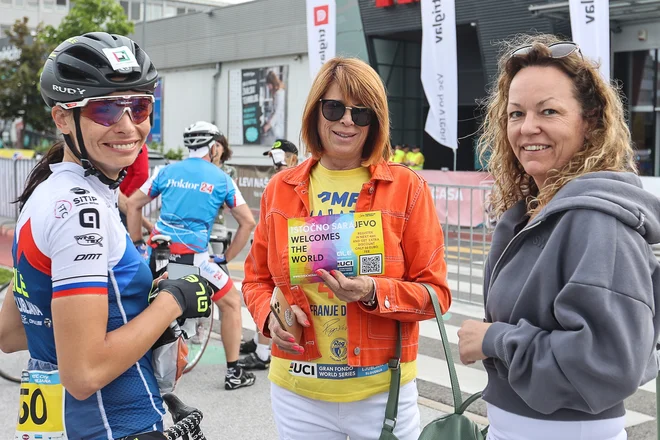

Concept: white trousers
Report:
left=486, top=404, right=627, bottom=440
left=271, top=380, right=421, bottom=440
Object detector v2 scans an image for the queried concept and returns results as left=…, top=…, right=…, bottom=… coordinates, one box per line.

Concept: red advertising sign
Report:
left=314, top=5, right=329, bottom=25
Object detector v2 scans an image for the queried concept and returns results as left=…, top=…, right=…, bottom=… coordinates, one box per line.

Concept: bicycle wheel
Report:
left=182, top=303, right=216, bottom=374
left=0, top=282, right=26, bottom=384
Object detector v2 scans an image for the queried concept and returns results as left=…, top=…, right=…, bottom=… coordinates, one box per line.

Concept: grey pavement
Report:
left=2, top=212, right=660, bottom=438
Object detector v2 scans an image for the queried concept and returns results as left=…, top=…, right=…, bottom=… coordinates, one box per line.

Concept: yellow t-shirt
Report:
left=392, top=149, right=406, bottom=163
left=409, top=152, right=424, bottom=170
left=269, top=163, right=416, bottom=402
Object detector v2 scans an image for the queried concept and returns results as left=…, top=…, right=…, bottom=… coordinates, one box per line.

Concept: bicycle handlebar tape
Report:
left=156, top=276, right=214, bottom=320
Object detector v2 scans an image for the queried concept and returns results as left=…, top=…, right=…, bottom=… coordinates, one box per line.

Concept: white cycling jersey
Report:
left=13, top=162, right=163, bottom=438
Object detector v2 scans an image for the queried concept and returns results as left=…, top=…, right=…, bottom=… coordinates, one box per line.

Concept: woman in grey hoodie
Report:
left=457, top=34, right=660, bottom=440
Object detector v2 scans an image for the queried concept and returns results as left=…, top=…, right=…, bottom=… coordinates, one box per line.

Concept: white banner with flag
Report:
left=569, top=0, right=610, bottom=80
left=421, top=0, right=458, bottom=153
left=306, top=0, right=336, bottom=80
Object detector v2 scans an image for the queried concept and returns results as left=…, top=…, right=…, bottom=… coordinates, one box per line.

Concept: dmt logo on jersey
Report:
left=314, top=5, right=329, bottom=25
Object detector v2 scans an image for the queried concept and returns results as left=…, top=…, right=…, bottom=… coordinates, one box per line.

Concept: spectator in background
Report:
left=390, top=144, right=406, bottom=163
left=117, top=143, right=153, bottom=232
left=262, top=139, right=298, bottom=172
left=212, top=133, right=237, bottom=181
left=407, top=145, right=425, bottom=170
left=402, top=144, right=412, bottom=167
left=211, top=132, right=237, bottom=226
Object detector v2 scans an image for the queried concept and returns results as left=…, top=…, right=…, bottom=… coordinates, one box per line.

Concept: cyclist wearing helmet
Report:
left=0, top=33, right=214, bottom=439
left=127, top=120, right=258, bottom=390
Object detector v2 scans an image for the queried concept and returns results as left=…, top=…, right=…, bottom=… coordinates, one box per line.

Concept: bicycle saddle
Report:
left=151, top=234, right=172, bottom=245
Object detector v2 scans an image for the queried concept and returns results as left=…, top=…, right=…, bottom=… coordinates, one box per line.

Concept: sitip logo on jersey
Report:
left=314, top=5, right=329, bottom=25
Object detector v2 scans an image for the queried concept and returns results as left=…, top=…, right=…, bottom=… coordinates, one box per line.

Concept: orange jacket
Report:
left=242, top=159, right=451, bottom=366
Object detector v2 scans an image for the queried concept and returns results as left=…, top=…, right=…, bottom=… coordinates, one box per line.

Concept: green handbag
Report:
left=378, top=283, right=489, bottom=440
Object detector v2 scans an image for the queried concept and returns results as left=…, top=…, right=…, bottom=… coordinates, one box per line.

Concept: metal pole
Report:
left=141, top=0, right=147, bottom=48
left=453, top=149, right=457, bottom=171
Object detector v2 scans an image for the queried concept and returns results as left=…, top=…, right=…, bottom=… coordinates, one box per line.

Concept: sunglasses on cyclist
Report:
left=57, top=94, right=155, bottom=127
left=510, top=41, right=582, bottom=60
left=319, top=99, right=374, bottom=127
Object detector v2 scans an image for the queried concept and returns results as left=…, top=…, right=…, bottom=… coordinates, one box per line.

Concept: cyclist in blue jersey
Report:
left=0, top=32, right=213, bottom=439
left=126, top=121, right=258, bottom=390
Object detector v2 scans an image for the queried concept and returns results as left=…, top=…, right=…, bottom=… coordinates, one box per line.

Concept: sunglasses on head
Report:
left=58, top=94, right=155, bottom=127
left=510, top=41, right=582, bottom=60
left=319, top=99, right=374, bottom=127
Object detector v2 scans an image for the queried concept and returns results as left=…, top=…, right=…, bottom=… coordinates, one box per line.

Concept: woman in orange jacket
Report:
left=242, top=57, right=451, bottom=440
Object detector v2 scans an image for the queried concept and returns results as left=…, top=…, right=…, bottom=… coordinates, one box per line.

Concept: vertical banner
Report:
left=421, top=0, right=458, bottom=155
left=306, top=0, right=336, bottom=80
left=569, top=0, right=610, bottom=81
left=228, top=66, right=289, bottom=146
left=148, top=79, right=163, bottom=144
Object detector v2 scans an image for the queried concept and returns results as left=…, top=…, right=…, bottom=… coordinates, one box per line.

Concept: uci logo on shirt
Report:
left=289, top=361, right=317, bottom=378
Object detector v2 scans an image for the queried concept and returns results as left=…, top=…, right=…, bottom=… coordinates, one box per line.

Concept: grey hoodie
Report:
left=482, top=171, right=660, bottom=421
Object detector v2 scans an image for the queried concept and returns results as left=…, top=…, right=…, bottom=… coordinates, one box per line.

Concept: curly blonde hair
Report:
left=479, top=34, right=635, bottom=219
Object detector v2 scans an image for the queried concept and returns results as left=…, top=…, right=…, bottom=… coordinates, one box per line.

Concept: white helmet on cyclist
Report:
left=183, top=121, right=222, bottom=150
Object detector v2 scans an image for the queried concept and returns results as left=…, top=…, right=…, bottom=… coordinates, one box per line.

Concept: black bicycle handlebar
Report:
left=162, top=393, right=206, bottom=440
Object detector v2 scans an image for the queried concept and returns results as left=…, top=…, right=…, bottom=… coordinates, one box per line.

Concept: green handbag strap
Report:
left=381, top=321, right=402, bottom=436
left=421, top=283, right=464, bottom=410
left=423, top=283, right=489, bottom=436
left=381, top=284, right=488, bottom=439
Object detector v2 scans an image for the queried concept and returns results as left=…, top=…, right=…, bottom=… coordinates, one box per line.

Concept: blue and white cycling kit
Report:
left=13, top=162, right=164, bottom=439
left=140, top=157, right=246, bottom=299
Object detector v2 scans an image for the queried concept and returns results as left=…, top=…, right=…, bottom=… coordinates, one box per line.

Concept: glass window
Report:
left=164, top=5, right=176, bottom=16
left=631, top=50, right=655, bottom=108
left=120, top=0, right=128, bottom=16
left=147, top=2, right=162, bottom=20
left=405, top=43, right=421, bottom=68
left=404, top=99, right=420, bottom=130
left=26, top=0, right=38, bottom=9
left=388, top=66, right=404, bottom=97
left=176, top=7, right=185, bottom=14
left=389, top=99, right=403, bottom=132
left=630, top=111, right=655, bottom=175
left=43, top=0, right=54, bottom=10
left=373, top=39, right=398, bottom=66
left=55, top=0, right=66, bottom=9
left=131, top=2, right=141, bottom=20
left=0, top=0, right=11, bottom=6
left=405, top=67, right=422, bottom=98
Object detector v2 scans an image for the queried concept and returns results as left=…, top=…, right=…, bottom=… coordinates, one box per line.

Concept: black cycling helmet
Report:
left=39, top=32, right=158, bottom=189
left=40, top=32, right=158, bottom=107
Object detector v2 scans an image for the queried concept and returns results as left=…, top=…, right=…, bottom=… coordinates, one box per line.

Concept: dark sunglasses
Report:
left=510, top=41, right=582, bottom=60
left=319, top=99, right=373, bottom=127
left=58, top=95, right=155, bottom=127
